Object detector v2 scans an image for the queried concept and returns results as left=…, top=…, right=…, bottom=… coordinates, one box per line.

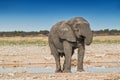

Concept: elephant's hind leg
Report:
left=49, top=42, right=62, bottom=73
left=53, top=53, right=62, bottom=73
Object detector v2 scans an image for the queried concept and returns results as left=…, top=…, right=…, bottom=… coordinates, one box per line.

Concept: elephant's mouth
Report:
left=77, top=35, right=85, bottom=42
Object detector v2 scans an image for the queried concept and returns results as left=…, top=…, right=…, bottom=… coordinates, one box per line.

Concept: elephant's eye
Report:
left=74, top=26, right=79, bottom=31
left=74, top=29, right=79, bottom=31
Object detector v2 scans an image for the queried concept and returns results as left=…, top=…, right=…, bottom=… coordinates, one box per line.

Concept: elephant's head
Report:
left=66, top=17, right=93, bottom=45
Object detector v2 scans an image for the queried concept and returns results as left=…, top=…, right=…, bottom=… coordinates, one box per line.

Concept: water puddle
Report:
left=0, top=67, right=120, bottom=73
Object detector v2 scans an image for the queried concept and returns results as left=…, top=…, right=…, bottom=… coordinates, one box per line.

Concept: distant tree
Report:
left=39, top=30, right=49, bottom=35
left=103, top=29, right=109, bottom=32
left=110, top=29, right=117, bottom=32
left=99, top=29, right=104, bottom=32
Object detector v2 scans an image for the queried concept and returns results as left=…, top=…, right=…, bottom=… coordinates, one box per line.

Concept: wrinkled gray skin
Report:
left=48, top=17, right=93, bottom=73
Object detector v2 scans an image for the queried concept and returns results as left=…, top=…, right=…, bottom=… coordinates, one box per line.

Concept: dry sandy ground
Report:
left=0, top=44, right=120, bottom=80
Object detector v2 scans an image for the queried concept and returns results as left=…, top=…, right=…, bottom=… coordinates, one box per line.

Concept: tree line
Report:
left=0, top=30, right=49, bottom=37
left=0, top=29, right=119, bottom=37
left=93, top=29, right=120, bottom=36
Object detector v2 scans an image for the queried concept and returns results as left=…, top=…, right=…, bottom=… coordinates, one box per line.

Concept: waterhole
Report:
left=0, top=67, right=120, bottom=73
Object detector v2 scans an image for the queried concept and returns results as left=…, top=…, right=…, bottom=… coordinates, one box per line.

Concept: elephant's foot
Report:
left=63, top=70, right=71, bottom=73
left=55, top=69, right=62, bottom=73
left=77, top=69, right=84, bottom=72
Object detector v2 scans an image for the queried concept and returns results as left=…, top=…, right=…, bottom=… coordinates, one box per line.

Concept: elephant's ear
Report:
left=58, top=23, right=76, bottom=42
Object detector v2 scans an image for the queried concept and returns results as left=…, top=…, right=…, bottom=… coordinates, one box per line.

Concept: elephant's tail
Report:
left=48, top=39, right=58, bottom=55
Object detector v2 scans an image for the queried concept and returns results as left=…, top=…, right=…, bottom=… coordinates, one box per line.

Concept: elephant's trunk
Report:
left=80, top=23, right=93, bottom=45
left=85, top=31, right=93, bottom=45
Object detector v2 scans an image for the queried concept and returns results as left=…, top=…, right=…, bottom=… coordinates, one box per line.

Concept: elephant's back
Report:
left=49, top=21, right=65, bottom=34
left=49, top=21, right=63, bottom=40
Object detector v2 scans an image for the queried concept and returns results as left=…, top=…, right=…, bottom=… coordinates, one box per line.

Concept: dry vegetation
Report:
left=0, top=36, right=48, bottom=46
left=0, top=36, right=48, bottom=41
left=0, top=36, right=120, bottom=46
left=93, top=36, right=120, bottom=41
left=93, top=36, right=120, bottom=44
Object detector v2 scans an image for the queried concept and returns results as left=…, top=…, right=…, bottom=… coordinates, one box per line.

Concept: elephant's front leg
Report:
left=63, top=41, right=72, bottom=73
left=77, top=42, right=85, bottom=72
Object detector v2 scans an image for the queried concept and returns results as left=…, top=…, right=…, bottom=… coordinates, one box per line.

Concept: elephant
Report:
left=48, top=17, right=93, bottom=73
